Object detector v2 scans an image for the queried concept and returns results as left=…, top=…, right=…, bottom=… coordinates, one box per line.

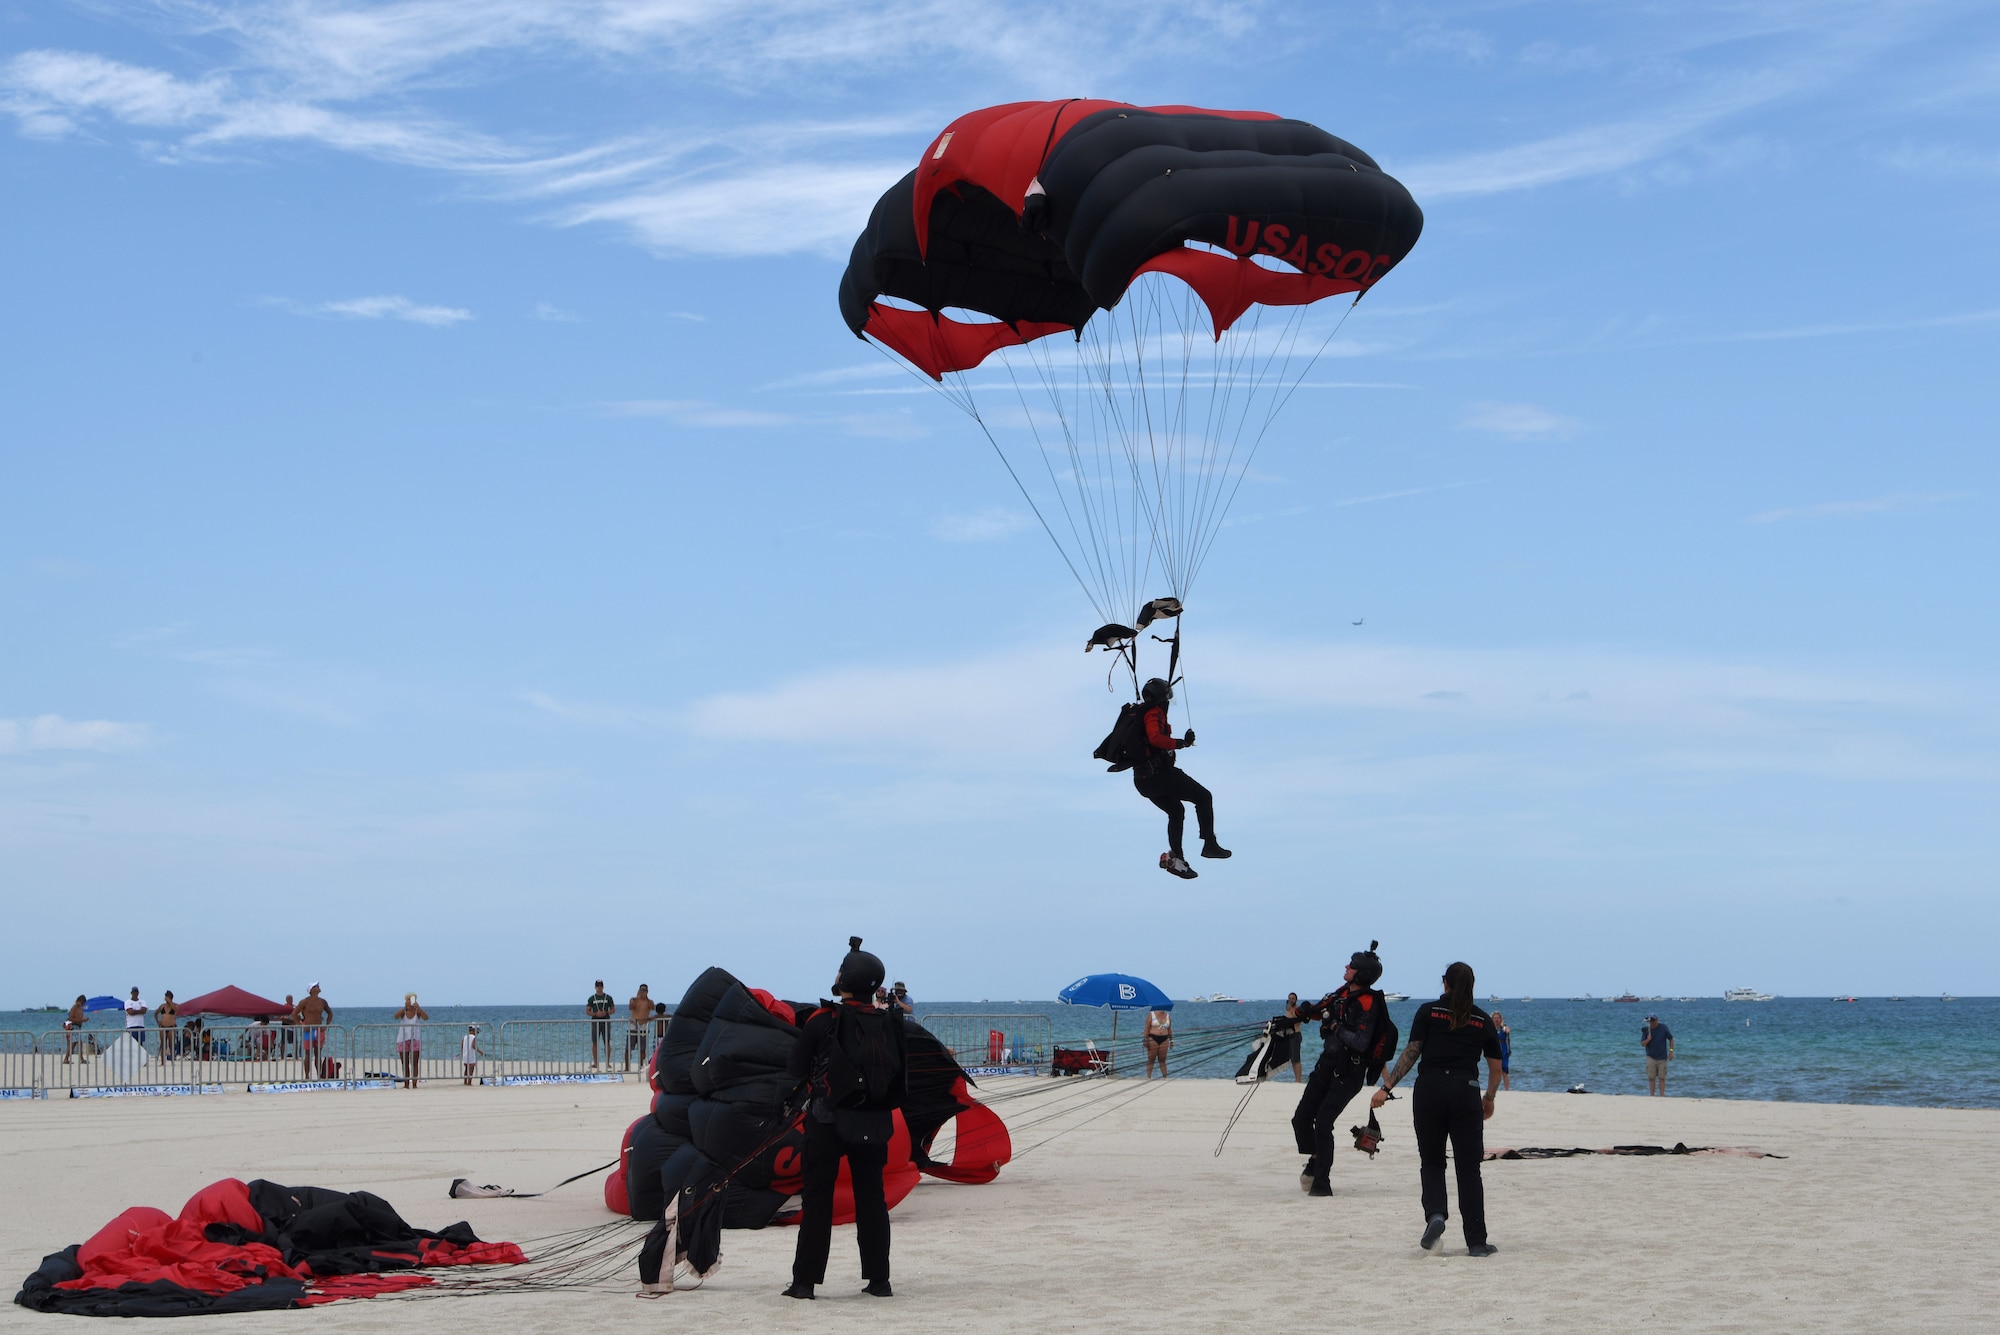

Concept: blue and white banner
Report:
left=962, top=1065, right=1039, bottom=1078
left=71, top=1084, right=225, bottom=1099
left=0, top=1088, right=50, bottom=1100
left=482, top=1073, right=625, bottom=1086
left=248, top=1079, right=396, bottom=1094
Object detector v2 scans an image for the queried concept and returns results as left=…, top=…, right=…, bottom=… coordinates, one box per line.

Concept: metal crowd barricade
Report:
left=0, top=1032, right=43, bottom=1097
left=918, top=1014, right=1052, bottom=1076
left=27, top=1024, right=349, bottom=1094
left=348, top=1021, right=497, bottom=1088
left=489, top=1018, right=645, bottom=1086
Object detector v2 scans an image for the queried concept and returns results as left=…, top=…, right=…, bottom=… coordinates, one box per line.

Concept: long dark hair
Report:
left=1442, top=962, right=1476, bottom=1031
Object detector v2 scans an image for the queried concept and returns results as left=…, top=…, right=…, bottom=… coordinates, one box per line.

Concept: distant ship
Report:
left=1383, top=992, right=1409, bottom=1002
left=1208, top=993, right=1242, bottom=1004
left=1724, top=987, right=1774, bottom=1002
left=1612, top=993, right=1642, bottom=1003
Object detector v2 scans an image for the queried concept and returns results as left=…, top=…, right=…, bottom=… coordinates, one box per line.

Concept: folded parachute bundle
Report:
left=606, top=966, right=1012, bottom=1273
left=14, top=1178, right=525, bottom=1317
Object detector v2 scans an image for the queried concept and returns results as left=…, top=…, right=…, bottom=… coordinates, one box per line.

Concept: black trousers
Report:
left=1132, top=766, right=1215, bottom=858
left=791, top=1117, right=891, bottom=1286
left=1413, top=1071, right=1487, bottom=1246
left=1291, top=1055, right=1364, bottom=1181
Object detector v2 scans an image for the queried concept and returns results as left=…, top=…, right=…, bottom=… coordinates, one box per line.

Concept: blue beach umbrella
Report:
left=83, top=996, right=121, bottom=1013
left=1058, top=973, right=1172, bottom=1042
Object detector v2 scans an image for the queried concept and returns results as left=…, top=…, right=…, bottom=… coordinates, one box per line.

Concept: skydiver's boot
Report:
left=782, top=1282, right=815, bottom=1300
left=1201, top=838, right=1232, bottom=859
left=1160, top=852, right=1198, bottom=879
left=1299, top=1156, right=1324, bottom=1192
left=864, top=1279, right=894, bottom=1297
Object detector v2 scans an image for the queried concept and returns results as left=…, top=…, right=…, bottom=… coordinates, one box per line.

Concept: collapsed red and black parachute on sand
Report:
left=13, top=1178, right=524, bottom=1318
left=838, top=98, right=1424, bottom=379
left=605, top=966, right=1010, bottom=1259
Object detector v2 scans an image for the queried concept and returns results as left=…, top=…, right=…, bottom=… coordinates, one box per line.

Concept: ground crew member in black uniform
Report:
left=1291, top=941, right=1385, bottom=1196
left=1372, top=960, right=1503, bottom=1256
left=783, top=936, right=906, bottom=1300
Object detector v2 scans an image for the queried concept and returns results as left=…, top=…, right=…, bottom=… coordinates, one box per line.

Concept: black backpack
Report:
left=1093, top=701, right=1149, bottom=772
left=1364, top=991, right=1400, bottom=1085
left=827, top=1005, right=905, bottom=1109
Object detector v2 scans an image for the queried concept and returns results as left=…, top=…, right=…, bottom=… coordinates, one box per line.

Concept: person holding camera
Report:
left=783, top=937, right=907, bottom=1300
left=1372, top=961, right=1503, bottom=1256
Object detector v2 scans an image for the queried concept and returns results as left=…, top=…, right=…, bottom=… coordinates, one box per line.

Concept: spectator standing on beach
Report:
left=586, top=981, right=615, bottom=1069
left=1143, top=1008, right=1174, bottom=1078
left=394, top=993, right=428, bottom=1088
left=1281, top=993, right=1305, bottom=1082
left=1372, top=961, right=1503, bottom=1256
left=1641, top=1015, right=1674, bottom=1096
left=154, top=992, right=179, bottom=1058
left=890, top=982, right=914, bottom=1016
left=1494, top=1011, right=1512, bottom=1090
left=626, top=985, right=652, bottom=1071
left=122, top=988, right=149, bottom=1050
left=281, top=996, right=296, bottom=1057
left=292, top=985, right=333, bottom=1079
left=653, top=1001, right=670, bottom=1045
left=783, top=937, right=905, bottom=1301
left=64, top=996, right=86, bottom=1063
left=461, top=1025, right=482, bottom=1086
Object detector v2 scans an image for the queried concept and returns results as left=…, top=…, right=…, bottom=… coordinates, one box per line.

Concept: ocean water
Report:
left=8, top=996, right=1991, bottom=1109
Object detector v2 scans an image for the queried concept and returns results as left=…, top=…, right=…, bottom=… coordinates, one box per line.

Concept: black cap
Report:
left=837, top=936, right=885, bottom=996
left=1348, top=940, right=1383, bottom=989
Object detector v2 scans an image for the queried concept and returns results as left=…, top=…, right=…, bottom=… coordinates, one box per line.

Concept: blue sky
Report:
left=3, top=1, right=1996, bottom=1006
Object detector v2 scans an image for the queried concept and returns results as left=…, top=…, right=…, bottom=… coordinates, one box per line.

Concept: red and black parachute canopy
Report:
left=838, top=98, right=1424, bottom=378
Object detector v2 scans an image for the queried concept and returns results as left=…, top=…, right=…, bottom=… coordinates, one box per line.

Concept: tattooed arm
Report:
left=1370, top=1040, right=1422, bottom=1108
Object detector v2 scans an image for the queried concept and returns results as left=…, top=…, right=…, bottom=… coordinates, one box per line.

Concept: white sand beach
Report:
left=3, top=1079, right=1993, bottom=1333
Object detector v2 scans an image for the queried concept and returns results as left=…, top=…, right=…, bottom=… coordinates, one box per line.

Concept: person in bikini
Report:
left=1143, top=1008, right=1174, bottom=1078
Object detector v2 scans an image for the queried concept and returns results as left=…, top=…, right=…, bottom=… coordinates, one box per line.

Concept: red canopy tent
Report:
left=174, top=985, right=292, bottom=1019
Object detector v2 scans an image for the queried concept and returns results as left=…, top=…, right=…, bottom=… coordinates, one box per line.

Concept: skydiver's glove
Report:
left=1181, top=729, right=1195, bottom=747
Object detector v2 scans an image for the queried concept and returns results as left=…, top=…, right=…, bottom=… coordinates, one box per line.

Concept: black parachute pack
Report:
left=1363, top=992, right=1399, bottom=1084
left=1092, top=701, right=1149, bottom=772
left=821, top=1003, right=906, bottom=1110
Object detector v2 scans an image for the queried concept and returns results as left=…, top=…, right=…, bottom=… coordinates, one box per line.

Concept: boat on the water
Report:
left=1189, top=995, right=1210, bottom=1004
left=1208, top=993, right=1242, bottom=1003
left=1611, top=993, right=1642, bottom=1003
left=1383, top=992, right=1409, bottom=1002
left=1724, top=987, right=1773, bottom=1002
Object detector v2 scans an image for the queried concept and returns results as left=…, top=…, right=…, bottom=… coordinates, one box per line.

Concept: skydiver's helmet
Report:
left=1141, top=678, right=1172, bottom=707
left=1348, top=940, right=1383, bottom=990
left=837, top=936, right=886, bottom=997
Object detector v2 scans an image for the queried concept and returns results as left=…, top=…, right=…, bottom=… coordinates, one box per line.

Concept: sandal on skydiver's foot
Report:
left=863, top=1279, right=894, bottom=1297
left=1421, top=1216, right=1448, bottom=1251
left=1200, top=840, right=1233, bottom=859
left=1160, top=852, right=1199, bottom=879
left=782, top=1282, right=815, bottom=1300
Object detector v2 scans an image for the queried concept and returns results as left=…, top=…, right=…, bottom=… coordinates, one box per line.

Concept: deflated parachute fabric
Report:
left=609, top=971, right=1010, bottom=1246
left=13, top=1178, right=524, bottom=1317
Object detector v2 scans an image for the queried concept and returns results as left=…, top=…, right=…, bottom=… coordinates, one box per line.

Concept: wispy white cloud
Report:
left=601, top=398, right=798, bottom=428
left=0, top=715, right=149, bottom=753
left=534, top=302, right=579, bottom=322
left=551, top=162, right=904, bottom=258
left=319, top=295, right=472, bottom=325
left=1749, top=491, right=1971, bottom=523
left=931, top=507, right=1034, bottom=542
left=1460, top=401, right=1577, bottom=438
left=519, top=690, right=675, bottom=728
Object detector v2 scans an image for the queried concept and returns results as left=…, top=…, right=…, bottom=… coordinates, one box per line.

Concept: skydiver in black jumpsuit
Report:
left=1372, top=960, right=1503, bottom=1255
left=1291, top=942, right=1385, bottom=1197
left=782, top=936, right=906, bottom=1300
left=1131, top=677, right=1230, bottom=879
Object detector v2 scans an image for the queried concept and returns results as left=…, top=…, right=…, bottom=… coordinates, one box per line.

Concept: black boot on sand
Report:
left=782, top=1282, right=814, bottom=1299
left=1467, top=1243, right=1498, bottom=1257
left=1420, top=1216, right=1447, bottom=1251
left=1307, top=1178, right=1332, bottom=1197
left=864, top=1279, right=894, bottom=1297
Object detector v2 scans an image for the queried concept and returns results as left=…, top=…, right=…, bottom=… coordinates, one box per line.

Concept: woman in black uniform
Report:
left=1371, top=961, right=1502, bottom=1256
left=783, top=936, right=906, bottom=1300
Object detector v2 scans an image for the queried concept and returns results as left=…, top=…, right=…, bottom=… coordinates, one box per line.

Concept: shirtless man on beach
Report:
left=292, top=985, right=333, bottom=1078
left=64, top=996, right=86, bottom=1063
left=626, top=985, right=652, bottom=1071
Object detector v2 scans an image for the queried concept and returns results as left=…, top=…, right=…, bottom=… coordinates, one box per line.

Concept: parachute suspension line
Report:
left=1184, top=292, right=1362, bottom=593
left=996, top=350, right=1122, bottom=619
left=863, top=336, right=1114, bottom=624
